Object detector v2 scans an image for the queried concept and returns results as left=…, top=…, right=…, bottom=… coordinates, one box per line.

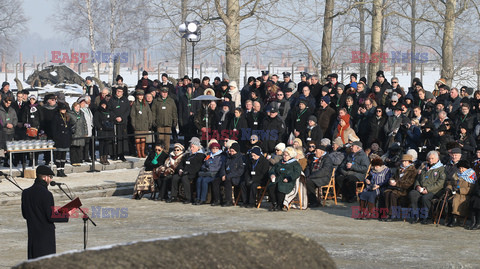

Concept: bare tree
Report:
left=0, top=0, right=27, bottom=55
left=368, top=0, right=384, bottom=84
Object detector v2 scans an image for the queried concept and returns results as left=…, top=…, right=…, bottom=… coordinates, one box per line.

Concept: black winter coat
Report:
left=144, top=151, right=168, bottom=171
left=262, top=115, right=286, bottom=154
left=304, top=125, right=323, bottom=147
left=23, top=103, right=43, bottom=130
left=244, top=155, right=270, bottom=185
left=108, top=96, right=130, bottom=126
left=93, top=106, right=115, bottom=138
left=52, top=111, right=73, bottom=149
left=219, top=153, right=245, bottom=185
left=40, top=104, right=57, bottom=139
left=177, top=151, right=206, bottom=180
left=22, top=179, right=69, bottom=259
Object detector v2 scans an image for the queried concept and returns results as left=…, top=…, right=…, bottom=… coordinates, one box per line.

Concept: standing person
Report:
left=178, top=84, right=198, bottom=145
left=93, top=100, right=115, bottom=165
left=108, top=87, right=130, bottom=162
left=152, top=87, right=177, bottom=151
left=12, top=90, right=28, bottom=167
left=0, top=97, right=18, bottom=167
left=1, top=81, right=13, bottom=101
left=78, top=96, right=94, bottom=162
left=23, top=95, right=43, bottom=165
left=136, top=71, right=153, bottom=92
left=68, top=102, right=87, bottom=166
left=83, top=76, right=100, bottom=101
left=40, top=94, right=58, bottom=165
left=262, top=107, right=286, bottom=154
left=112, top=75, right=129, bottom=98
left=130, top=90, right=153, bottom=158
left=52, top=102, right=72, bottom=177
left=21, top=165, right=69, bottom=259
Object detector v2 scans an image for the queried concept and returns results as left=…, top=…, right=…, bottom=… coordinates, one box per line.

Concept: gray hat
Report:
left=450, top=148, right=461, bottom=154
left=189, top=137, right=202, bottom=147
left=352, top=141, right=363, bottom=148
left=308, top=115, right=317, bottom=123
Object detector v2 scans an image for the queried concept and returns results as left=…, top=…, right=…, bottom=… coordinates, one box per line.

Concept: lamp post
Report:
left=179, top=21, right=201, bottom=80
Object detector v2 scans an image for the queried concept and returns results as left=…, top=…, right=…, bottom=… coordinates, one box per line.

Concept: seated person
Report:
left=445, top=160, right=476, bottom=227
left=132, top=143, right=168, bottom=199
left=336, top=141, right=370, bottom=203
left=211, top=143, right=245, bottom=207
left=305, top=145, right=333, bottom=207
left=168, top=137, right=205, bottom=203
left=240, top=146, right=269, bottom=208
left=153, top=143, right=185, bottom=201
left=267, top=147, right=302, bottom=211
left=267, top=142, right=286, bottom=166
left=358, top=158, right=391, bottom=219
left=408, top=150, right=446, bottom=224
left=194, top=142, right=226, bottom=205
left=383, top=154, right=417, bottom=221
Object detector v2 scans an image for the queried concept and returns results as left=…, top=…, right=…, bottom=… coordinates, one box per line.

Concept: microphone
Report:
left=50, top=181, right=66, bottom=186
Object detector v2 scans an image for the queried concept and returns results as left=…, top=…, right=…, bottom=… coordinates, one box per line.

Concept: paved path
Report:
left=2, top=194, right=479, bottom=268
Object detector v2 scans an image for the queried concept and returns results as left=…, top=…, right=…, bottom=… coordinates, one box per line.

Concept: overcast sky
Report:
left=23, top=0, right=55, bottom=38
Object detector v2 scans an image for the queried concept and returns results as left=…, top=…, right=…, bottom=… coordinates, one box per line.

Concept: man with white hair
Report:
left=408, top=150, right=446, bottom=224
left=78, top=95, right=94, bottom=162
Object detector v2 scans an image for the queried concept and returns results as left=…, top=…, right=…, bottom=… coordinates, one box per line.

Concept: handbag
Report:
left=26, top=127, right=38, bottom=137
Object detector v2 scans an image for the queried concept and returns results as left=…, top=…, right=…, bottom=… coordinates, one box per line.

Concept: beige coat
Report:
left=447, top=174, right=473, bottom=216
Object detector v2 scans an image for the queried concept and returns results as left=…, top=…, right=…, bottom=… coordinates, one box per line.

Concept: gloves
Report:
left=24, top=123, right=31, bottom=128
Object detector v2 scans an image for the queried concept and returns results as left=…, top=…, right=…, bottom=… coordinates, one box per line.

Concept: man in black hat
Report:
left=371, top=70, right=392, bottom=93
left=261, top=70, right=270, bottom=84
left=22, top=165, right=70, bottom=259
left=40, top=94, right=58, bottom=165
left=136, top=71, right=153, bottom=91
left=305, top=144, right=334, bottom=207
left=297, top=72, right=309, bottom=94
left=279, top=72, right=294, bottom=92
left=83, top=76, right=100, bottom=100
left=108, top=86, right=131, bottom=161
left=263, top=106, right=285, bottom=154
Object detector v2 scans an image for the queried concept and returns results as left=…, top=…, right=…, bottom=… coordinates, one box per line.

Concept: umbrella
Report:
left=191, top=95, right=220, bottom=143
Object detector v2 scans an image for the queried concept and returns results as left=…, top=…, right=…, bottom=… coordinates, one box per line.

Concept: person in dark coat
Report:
left=212, top=143, right=245, bottom=206
left=304, top=115, right=323, bottom=147
left=108, top=87, right=130, bottom=161
left=112, top=75, right=129, bottom=98
left=21, top=165, right=69, bottom=259
left=305, top=145, right=334, bottom=207
left=136, top=71, right=154, bottom=92
left=262, top=106, right=286, bottom=154
left=143, top=143, right=168, bottom=172
left=240, top=146, right=269, bottom=207
left=316, top=96, right=336, bottom=139
left=336, top=141, right=370, bottom=203
left=83, top=76, right=100, bottom=101
left=246, top=101, right=265, bottom=131
left=457, top=123, right=476, bottom=160
left=287, top=99, right=312, bottom=142
left=267, top=146, right=302, bottom=211
left=227, top=107, right=248, bottom=152
left=168, top=137, right=206, bottom=203
left=178, top=84, right=199, bottom=145
left=367, top=106, right=387, bottom=148
left=52, top=102, right=73, bottom=177
left=93, top=100, right=114, bottom=165
left=23, top=95, right=43, bottom=165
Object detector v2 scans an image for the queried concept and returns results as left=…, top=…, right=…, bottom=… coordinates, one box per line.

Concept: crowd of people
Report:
left=3, top=67, right=480, bottom=228
left=127, top=69, right=480, bottom=229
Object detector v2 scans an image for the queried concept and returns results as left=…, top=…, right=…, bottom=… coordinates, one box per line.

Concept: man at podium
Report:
left=21, top=165, right=70, bottom=259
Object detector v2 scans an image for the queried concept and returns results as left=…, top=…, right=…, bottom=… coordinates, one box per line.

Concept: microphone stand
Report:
left=3, top=174, right=23, bottom=191
left=55, top=183, right=97, bottom=250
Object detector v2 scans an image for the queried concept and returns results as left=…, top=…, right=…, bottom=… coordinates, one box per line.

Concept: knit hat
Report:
left=250, top=146, right=262, bottom=156
left=230, top=142, right=241, bottom=153
left=308, top=115, right=317, bottom=123
left=225, top=139, right=236, bottom=149
left=275, top=143, right=286, bottom=152
left=376, top=70, right=385, bottom=78
left=321, top=95, right=330, bottom=104
left=142, top=71, right=148, bottom=76
left=207, top=139, right=219, bottom=148
left=320, top=138, right=331, bottom=146
left=371, top=158, right=384, bottom=167
left=401, top=154, right=413, bottom=162
left=352, top=141, right=363, bottom=148
left=173, top=143, right=185, bottom=152
left=457, top=160, right=470, bottom=169
left=284, top=147, right=297, bottom=159
left=209, top=142, right=221, bottom=149
left=29, top=95, right=37, bottom=100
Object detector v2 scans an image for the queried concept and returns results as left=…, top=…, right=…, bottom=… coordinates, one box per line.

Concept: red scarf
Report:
left=337, top=114, right=351, bottom=144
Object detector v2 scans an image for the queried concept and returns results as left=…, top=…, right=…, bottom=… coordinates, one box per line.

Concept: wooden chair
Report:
left=356, top=164, right=371, bottom=200
left=256, top=181, right=269, bottom=208
left=288, top=176, right=305, bottom=211
left=317, top=168, right=337, bottom=206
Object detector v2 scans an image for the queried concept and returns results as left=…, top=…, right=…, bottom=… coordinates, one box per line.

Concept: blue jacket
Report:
left=199, top=150, right=226, bottom=178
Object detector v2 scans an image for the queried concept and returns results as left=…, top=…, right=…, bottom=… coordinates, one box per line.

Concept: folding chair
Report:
left=317, top=168, right=337, bottom=206
left=256, top=181, right=269, bottom=209
left=356, top=164, right=371, bottom=200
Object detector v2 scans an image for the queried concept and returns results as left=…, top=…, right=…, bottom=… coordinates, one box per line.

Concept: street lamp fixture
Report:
left=179, top=21, right=201, bottom=79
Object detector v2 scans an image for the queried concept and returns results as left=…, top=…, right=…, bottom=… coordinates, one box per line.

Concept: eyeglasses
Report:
left=174, top=149, right=182, bottom=152
left=376, top=110, right=382, bottom=112
left=251, top=139, right=257, bottom=141
left=444, top=124, right=450, bottom=126
left=275, top=149, right=282, bottom=152
left=155, top=149, right=162, bottom=152
left=391, top=100, right=398, bottom=102
left=309, top=146, right=316, bottom=148
left=392, top=81, right=398, bottom=84
left=277, top=94, right=284, bottom=96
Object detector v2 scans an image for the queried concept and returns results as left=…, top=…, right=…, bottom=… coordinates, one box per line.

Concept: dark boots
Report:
left=467, top=210, right=480, bottom=230
left=447, top=214, right=458, bottom=227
